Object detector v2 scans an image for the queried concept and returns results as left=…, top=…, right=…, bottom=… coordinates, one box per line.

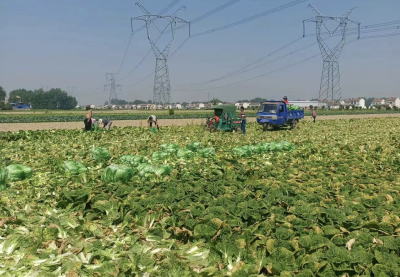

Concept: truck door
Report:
left=276, top=104, right=286, bottom=125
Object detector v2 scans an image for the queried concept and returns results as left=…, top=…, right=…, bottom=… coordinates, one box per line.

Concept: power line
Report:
left=121, top=0, right=310, bottom=88
left=179, top=39, right=358, bottom=94
left=186, top=0, right=243, bottom=26
left=191, top=0, right=309, bottom=38
left=119, top=0, right=244, bottom=82
left=175, top=36, right=305, bottom=88
left=177, top=20, right=400, bottom=90
left=116, top=0, right=182, bottom=77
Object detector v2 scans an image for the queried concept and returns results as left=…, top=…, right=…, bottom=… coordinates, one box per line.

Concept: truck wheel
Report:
left=291, top=120, right=299, bottom=130
left=235, top=126, right=242, bottom=134
left=262, top=123, right=270, bottom=132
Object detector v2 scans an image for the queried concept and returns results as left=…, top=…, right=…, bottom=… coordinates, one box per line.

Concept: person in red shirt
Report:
left=283, top=96, right=289, bottom=105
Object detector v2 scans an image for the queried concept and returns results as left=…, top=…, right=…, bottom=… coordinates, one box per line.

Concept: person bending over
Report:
left=98, top=119, right=113, bottom=130
left=147, top=115, right=159, bottom=130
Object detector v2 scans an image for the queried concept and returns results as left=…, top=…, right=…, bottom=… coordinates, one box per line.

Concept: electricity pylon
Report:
left=105, top=73, right=121, bottom=106
left=132, top=2, right=189, bottom=108
left=303, top=5, right=360, bottom=106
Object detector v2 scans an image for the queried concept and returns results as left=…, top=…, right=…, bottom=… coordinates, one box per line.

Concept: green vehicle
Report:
left=205, top=105, right=243, bottom=133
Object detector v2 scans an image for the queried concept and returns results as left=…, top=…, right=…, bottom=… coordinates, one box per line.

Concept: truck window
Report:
left=259, top=104, right=278, bottom=113
left=279, top=105, right=284, bottom=113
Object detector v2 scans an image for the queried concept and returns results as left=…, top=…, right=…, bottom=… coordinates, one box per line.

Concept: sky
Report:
left=1, top=0, right=400, bottom=105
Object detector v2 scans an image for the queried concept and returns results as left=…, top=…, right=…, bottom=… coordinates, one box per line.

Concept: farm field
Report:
left=2, top=113, right=400, bottom=132
left=1, top=109, right=400, bottom=124
left=1, top=118, right=400, bottom=276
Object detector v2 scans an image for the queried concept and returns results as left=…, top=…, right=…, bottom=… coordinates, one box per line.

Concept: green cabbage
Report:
left=152, top=151, right=169, bottom=162
left=6, top=164, right=33, bottom=182
left=160, top=143, right=179, bottom=154
left=186, top=141, right=202, bottom=152
left=197, top=148, right=216, bottom=158
left=101, top=164, right=134, bottom=183
left=90, top=147, right=111, bottom=162
left=177, top=149, right=194, bottom=160
left=119, top=155, right=146, bottom=167
left=63, top=160, right=87, bottom=175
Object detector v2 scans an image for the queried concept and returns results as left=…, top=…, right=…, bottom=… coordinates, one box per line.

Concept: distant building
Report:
left=371, top=99, right=385, bottom=107
left=344, top=98, right=366, bottom=109
left=288, top=100, right=322, bottom=109
left=386, top=97, right=400, bottom=108
left=235, top=102, right=250, bottom=109
left=194, top=103, right=205, bottom=109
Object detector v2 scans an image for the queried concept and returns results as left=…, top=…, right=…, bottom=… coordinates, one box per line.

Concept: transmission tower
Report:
left=105, top=73, right=121, bottom=106
left=303, top=5, right=360, bottom=106
left=132, top=2, right=189, bottom=108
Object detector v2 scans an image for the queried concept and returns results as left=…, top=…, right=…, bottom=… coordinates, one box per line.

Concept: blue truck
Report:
left=10, top=103, right=31, bottom=110
left=257, top=101, right=304, bottom=131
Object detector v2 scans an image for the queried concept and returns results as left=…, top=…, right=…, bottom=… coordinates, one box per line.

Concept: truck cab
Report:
left=257, top=101, right=304, bottom=131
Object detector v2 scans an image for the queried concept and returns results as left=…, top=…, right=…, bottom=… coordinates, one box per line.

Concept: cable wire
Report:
left=191, top=0, right=309, bottom=38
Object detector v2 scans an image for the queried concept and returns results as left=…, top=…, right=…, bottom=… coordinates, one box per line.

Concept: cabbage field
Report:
left=1, top=118, right=400, bottom=276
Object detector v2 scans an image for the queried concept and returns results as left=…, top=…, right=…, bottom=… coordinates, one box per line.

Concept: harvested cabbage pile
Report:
left=197, top=147, right=216, bottom=158
left=6, top=164, right=33, bottom=182
left=186, top=141, right=202, bottom=152
left=138, top=164, right=173, bottom=181
left=90, top=147, right=111, bottom=162
left=119, top=155, right=146, bottom=167
left=160, top=143, right=179, bottom=155
left=152, top=151, right=170, bottom=162
left=63, top=160, right=87, bottom=175
left=101, top=164, right=134, bottom=183
left=177, top=149, right=194, bottom=160
left=287, top=105, right=302, bottom=111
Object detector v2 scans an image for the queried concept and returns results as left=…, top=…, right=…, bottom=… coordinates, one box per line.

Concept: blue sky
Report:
left=1, top=0, right=400, bottom=105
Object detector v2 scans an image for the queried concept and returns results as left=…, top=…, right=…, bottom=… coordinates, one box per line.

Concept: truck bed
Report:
left=287, top=110, right=304, bottom=120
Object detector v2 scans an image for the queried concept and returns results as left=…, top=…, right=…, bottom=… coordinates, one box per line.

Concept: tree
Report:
left=104, top=101, right=109, bottom=106
left=321, top=105, right=325, bottom=110
left=8, top=88, right=77, bottom=110
left=346, top=105, right=350, bottom=110
left=351, top=105, right=356, bottom=110
left=210, top=98, right=220, bottom=105
left=365, top=98, right=375, bottom=108
left=0, top=86, right=6, bottom=102
left=309, top=105, right=313, bottom=110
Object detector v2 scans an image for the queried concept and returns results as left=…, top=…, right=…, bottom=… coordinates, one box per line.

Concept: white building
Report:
left=371, top=99, right=385, bottom=107
left=344, top=98, right=366, bottom=109
left=235, top=102, right=250, bottom=109
left=194, top=103, right=205, bottom=109
left=386, top=97, right=400, bottom=108
left=288, top=101, right=322, bottom=109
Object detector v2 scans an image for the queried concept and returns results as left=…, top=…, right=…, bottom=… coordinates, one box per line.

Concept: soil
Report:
left=1, top=113, right=400, bottom=132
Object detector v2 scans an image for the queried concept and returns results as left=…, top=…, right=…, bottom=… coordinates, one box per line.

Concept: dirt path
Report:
left=1, top=113, right=400, bottom=132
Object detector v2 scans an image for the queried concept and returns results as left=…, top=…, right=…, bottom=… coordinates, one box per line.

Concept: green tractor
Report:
left=205, top=105, right=243, bottom=133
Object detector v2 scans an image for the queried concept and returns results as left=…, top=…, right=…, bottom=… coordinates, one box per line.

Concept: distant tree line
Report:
left=6, top=88, right=77, bottom=110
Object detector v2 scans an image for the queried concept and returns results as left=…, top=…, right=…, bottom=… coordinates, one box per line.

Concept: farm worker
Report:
left=98, top=119, right=113, bottom=130
left=147, top=115, right=159, bottom=130
left=283, top=96, right=289, bottom=105
left=213, top=115, right=220, bottom=123
left=84, top=105, right=93, bottom=131
left=312, top=109, right=317, bottom=123
left=240, top=106, right=246, bottom=135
